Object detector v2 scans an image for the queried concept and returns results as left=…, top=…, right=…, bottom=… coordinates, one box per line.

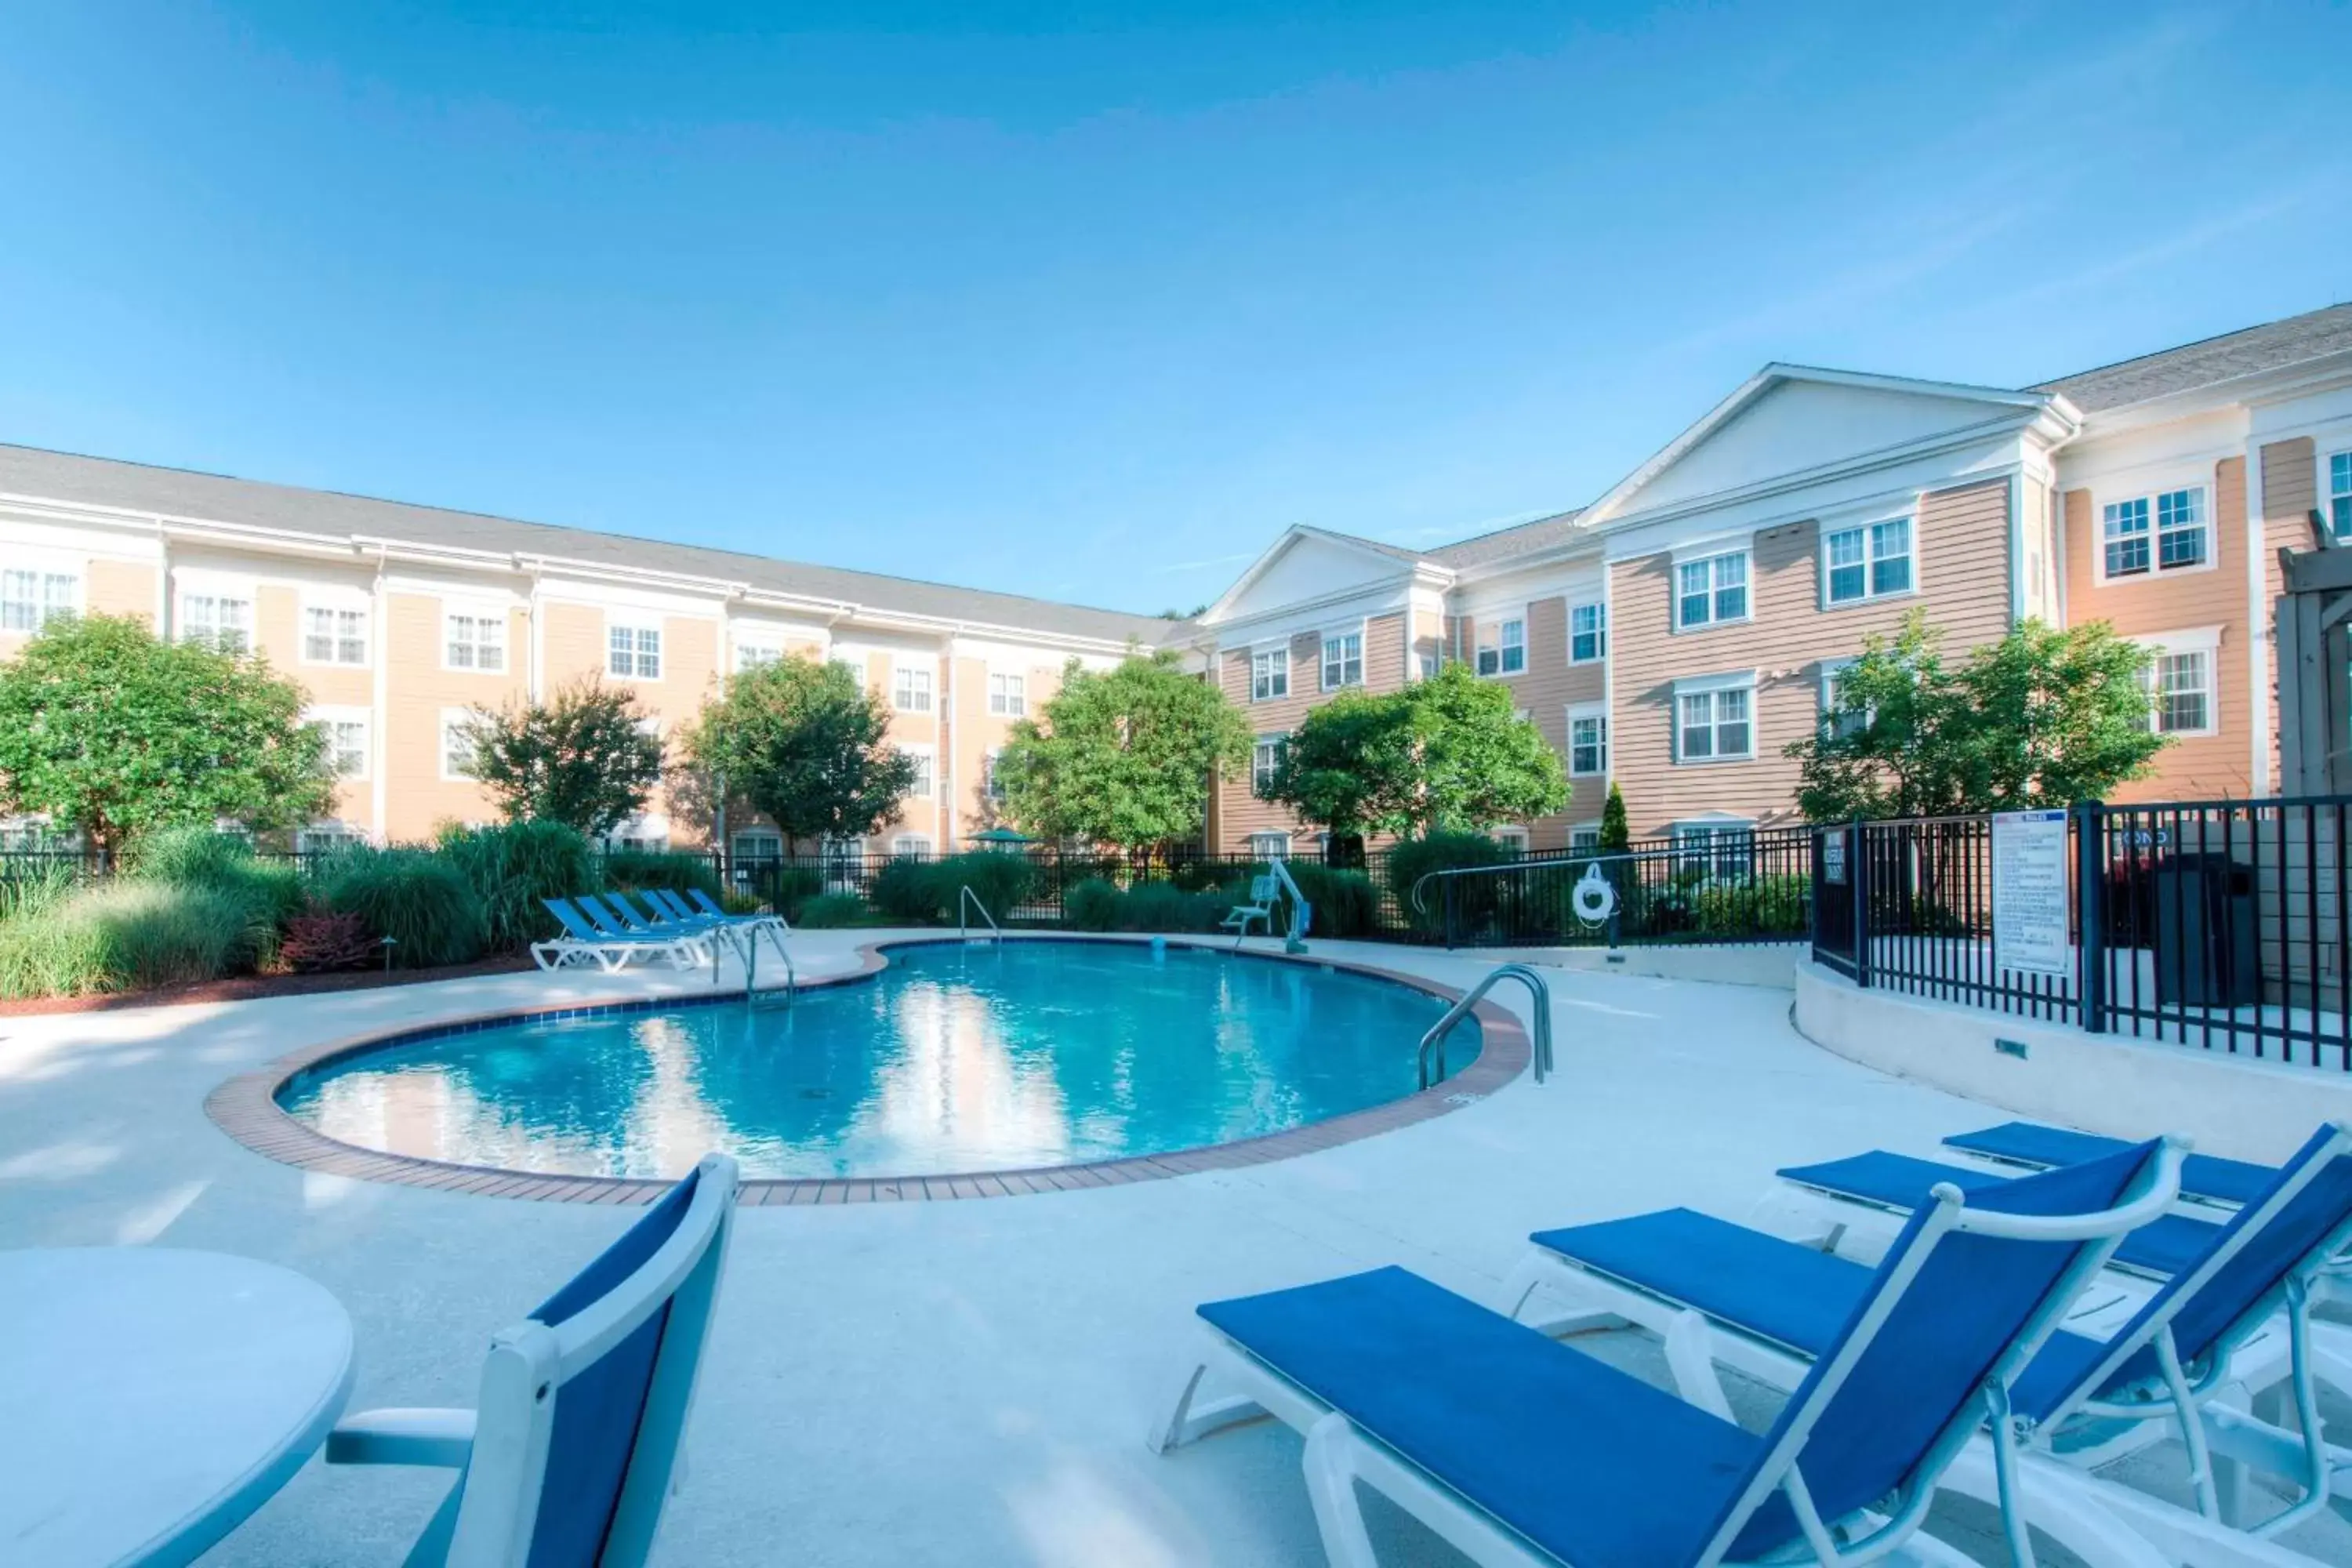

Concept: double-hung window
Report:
left=446, top=611, right=506, bottom=672
left=608, top=622, right=662, bottom=680
left=181, top=591, right=252, bottom=652
left=984, top=749, right=1007, bottom=800
left=2103, top=487, right=2207, bottom=578
left=1674, top=821, right=1755, bottom=881
left=1247, top=831, right=1291, bottom=860
left=901, top=746, right=935, bottom=796
left=440, top=711, right=478, bottom=780
left=735, top=642, right=781, bottom=673
left=2, top=568, right=77, bottom=632
left=1568, top=704, right=1607, bottom=776
left=1475, top=618, right=1526, bottom=677
left=1675, top=677, right=1754, bottom=762
left=1252, top=735, right=1285, bottom=795
left=323, top=717, right=368, bottom=778
left=1250, top=647, right=1289, bottom=701
left=892, top=665, right=933, bottom=713
left=1569, top=602, right=1606, bottom=662
left=2331, top=452, right=2352, bottom=541
left=1820, top=661, right=1867, bottom=741
left=1824, top=518, right=1912, bottom=604
left=2137, top=635, right=2218, bottom=735
left=1676, top=552, right=1748, bottom=629
left=1569, top=824, right=1602, bottom=855
left=1321, top=632, right=1363, bottom=690
left=303, top=605, right=368, bottom=666
left=988, top=672, right=1025, bottom=716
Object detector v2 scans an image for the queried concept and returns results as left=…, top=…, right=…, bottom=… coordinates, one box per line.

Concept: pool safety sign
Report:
left=1991, top=810, right=2071, bottom=977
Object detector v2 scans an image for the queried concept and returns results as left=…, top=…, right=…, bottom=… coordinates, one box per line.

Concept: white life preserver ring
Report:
left=1571, top=864, right=1617, bottom=925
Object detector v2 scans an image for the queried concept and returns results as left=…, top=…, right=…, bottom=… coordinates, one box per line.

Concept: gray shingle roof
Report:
left=0, top=442, right=1180, bottom=645
left=2034, top=303, right=2352, bottom=412
left=1428, top=507, right=1588, bottom=570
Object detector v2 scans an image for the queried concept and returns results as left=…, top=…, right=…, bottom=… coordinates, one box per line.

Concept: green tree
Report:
left=0, top=614, right=336, bottom=851
left=996, top=649, right=1252, bottom=852
left=1788, top=612, right=2165, bottom=820
left=1258, top=688, right=1423, bottom=844
left=1407, top=663, right=1570, bottom=833
left=1598, top=782, right=1631, bottom=851
left=463, top=677, right=666, bottom=837
left=680, top=655, right=916, bottom=846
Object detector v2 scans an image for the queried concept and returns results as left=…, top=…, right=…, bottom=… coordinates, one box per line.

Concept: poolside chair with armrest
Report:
left=1946, top=1122, right=2276, bottom=1209
left=1219, top=877, right=1279, bottom=946
left=683, top=887, right=788, bottom=936
left=1152, top=1142, right=2174, bottom=1568
left=533, top=898, right=702, bottom=973
left=655, top=887, right=790, bottom=968
left=326, top=1152, right=739, bottom=1568
left=578, top=894, right=722, bottom=969
left=1507, top=1125, right=2352, bottom=1568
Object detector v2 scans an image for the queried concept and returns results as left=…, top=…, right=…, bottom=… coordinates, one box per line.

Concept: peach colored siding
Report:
left=2261, top=437, right=2317, bottom=791
left=1609, top=477, right=2014, bottom=837
left=85, top=559, right=156, bottom=621
left=2062, top=457, right=2252, bottom=801
left=382, top=591, right=530, bottom=835
left=1486, top=596, right=1606, bottom=848
left=1210, top=615, right=1414, bottom=852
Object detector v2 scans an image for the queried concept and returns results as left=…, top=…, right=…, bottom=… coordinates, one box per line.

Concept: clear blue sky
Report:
left=2, top=3, right=2345, bottom=615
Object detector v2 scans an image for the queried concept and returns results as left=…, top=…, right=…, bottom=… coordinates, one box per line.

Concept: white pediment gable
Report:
left=1209, top=532, right=1411, bottom=623
left=1625, top=379, right=2027, bottom=516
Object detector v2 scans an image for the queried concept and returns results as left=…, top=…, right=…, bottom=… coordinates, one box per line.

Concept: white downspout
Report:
left=369, top=545, right=390, bottom=842
left=2245, top=438, right=2270, bottom=797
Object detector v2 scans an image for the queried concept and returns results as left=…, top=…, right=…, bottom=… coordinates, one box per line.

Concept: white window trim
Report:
left=1319, top=625, right=1367, bottom=691
left=1818, top=656, right=1866, bottom=736
left=1492, top=826, right=1530, bottom=853
left=1248, top=644, right=1291, bottom=702
left=1568, top=822, right=1602, bottom=852
left=2090, top=479, right=2219, bottom=587
left=605, top=615, right=666, bottom=682
left=1473, top=608, right=1529, bottom=679
left=296, top=822, right=368, bottom=855
left=176, top=579, right=257, bottom=650
left=1, top=554, right=85, bottom=633
left=297, top=597, right=372, bottom=668
left=2324, top=446, right=2352, bottom=542
left=1668, top=530, right=1757, bottom=564
left=1567, top=600, right=1606, bottom=664
left=891, top=833, right=935, bottom=857
left=1818, top=514, right=1920, bottom=611
left=1251, top=733, right=1286, bottom=795
left=733, top=638, right=784, bottom=673
left=2133, top=626, right=2224, bottom=739
left=308, top=704, right=372, bottom=781
left=731, top=829, right=783, bottom=859
left=897, top=742, right=936, bottom=797
left=1566, top=701, right=1609, bottom=778
left=986, top=668, right=1027, bottom=717
left=1671, top=670, right=1759, bottom=766
left=890, top=659, right=936, bottom=713
left=1246, top=831, right=1293, bottom=859
left=1671, top=549, right=1753, bottom=633
left=441, top=603, right=511, bottom=674
left=438, top=707, right=479, bottom=782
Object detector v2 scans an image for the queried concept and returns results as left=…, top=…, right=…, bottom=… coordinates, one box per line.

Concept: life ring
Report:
left=1570, top=864, right=1617, bottom=925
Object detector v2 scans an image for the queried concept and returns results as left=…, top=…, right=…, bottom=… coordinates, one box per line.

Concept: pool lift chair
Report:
left=1221, top=859, right=1312, bottom=954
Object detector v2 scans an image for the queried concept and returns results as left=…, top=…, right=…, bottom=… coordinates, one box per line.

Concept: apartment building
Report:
left=1189, top=303, right=2352, bottom=855
left=0, top=444, right=1174, bottom=854
left=5, top=304, right=2347, bottom=861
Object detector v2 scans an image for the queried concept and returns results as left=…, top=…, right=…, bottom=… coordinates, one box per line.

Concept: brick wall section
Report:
left=1608, top=477, right=2014, bottom=837
left=2062, top=457, right=2253, bottom=800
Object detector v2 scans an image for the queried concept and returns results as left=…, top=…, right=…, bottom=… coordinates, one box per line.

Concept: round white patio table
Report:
left=0, top=1247, right=355, bottom=1567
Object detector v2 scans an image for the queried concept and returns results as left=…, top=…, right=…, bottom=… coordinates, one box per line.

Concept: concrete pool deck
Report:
left=1, top=931, right=2345, bottom=1566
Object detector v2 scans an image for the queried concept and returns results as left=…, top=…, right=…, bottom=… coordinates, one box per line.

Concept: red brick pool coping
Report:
left=204, top=934, right=1533, bottom=1204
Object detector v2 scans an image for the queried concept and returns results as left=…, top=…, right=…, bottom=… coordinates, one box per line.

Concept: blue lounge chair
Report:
left=326, top=1153, right=739, bottom=1567
left=1152, top=1143, right=2174, bottom=1568
left=578, top=894, right=722, bottom=966
left=534, top=898, right=704, bottom=972
left=1947, top=1120, right=2276, bottom=1207
left=687, top=886, right=787, bottom=935
left=1508, top=1126, right=2352, bottom=1568
left=1773, top=1148, right=2224, bottom=1279
left=658, top=887, right=789, bottom=967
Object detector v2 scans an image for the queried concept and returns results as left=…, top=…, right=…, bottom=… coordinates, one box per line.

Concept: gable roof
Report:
left=2033, top=303, right=2352, bottom=413
left=1427, top=507, right=1587, bottom=570
left=0, top=441, right=1179, bottom=645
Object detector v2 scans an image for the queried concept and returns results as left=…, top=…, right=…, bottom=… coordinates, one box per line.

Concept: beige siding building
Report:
left=0, top=445, right=1171, bottom=853
left=7, top=304, right=2350, bottom=860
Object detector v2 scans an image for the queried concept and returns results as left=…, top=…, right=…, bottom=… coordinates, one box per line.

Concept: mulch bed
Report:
left=0, top=955, right=539, bottom=1018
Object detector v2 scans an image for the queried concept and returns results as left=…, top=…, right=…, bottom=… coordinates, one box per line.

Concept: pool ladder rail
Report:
left=960, top=886, right=1002, bottom=945
left=1417, top=963, right=1553, bottom=1091
left=739, top=919, right=797, bottom=1006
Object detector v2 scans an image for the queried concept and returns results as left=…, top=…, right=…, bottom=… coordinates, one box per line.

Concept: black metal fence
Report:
left=1810, top=797, right=2352, bottom=1069
left=1410, top=828, right=1816, bottom=949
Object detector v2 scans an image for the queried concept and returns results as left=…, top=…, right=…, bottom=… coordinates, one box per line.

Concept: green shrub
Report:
left=869, top=856, right=943, bottom=922
left=436, top=820, right=601, bottom=952
left=601, top=849, right=723, bottom=902
left=942, top=851, right=1038, bottom=917
left=1382, top=831, right=1510, bottom=935
left=124, top=826, right=303, bottom=966
left=0, top=862, right=76, bottom=925
left=751, top=864, right=824, bottom=920
left=1283, top=863, right=1378, bottom=938
left=1690, top=873, right=1810, bottom=937
left=1167, top=857, right=1246, bottom=894
left=1064, top=877, right=1120, bottom=932
left=319, top=847, right=489, bottom=968
left=720, top=889, right=767, bottom=917
left=794, top=892, right=866, bottom=928
left=0, top=882, right=254, bottom=997
left=1116, top=880, right=1196, bottom=932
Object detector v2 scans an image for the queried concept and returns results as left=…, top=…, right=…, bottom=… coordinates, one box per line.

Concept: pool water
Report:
left=278, top=941, right=1475, bottom=1180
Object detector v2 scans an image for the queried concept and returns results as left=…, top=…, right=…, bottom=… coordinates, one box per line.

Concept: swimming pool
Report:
left=275, top=940, right=1479, bottom=1181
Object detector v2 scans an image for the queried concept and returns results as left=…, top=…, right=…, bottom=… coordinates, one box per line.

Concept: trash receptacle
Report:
left=2151, top=852, right=2257, bottom=1008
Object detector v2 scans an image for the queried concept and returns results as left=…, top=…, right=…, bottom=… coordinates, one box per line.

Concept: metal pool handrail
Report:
left=1417, top=963, right=1552, bottom=1090
left=960, top=886, right=1002, bottom=944
left=742, top=924, right=795, bottom=1004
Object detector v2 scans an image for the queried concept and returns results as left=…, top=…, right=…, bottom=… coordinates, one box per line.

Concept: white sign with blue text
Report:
left=1991, top=809, right=2071, bottom=978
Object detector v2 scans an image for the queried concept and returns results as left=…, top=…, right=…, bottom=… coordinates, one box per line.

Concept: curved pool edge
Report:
left=203, top=934, right=1532, bottom=1205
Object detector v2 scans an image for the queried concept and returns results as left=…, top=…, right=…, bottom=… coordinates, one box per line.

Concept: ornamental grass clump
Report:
left=0, top=881, right=254, bottom=997
left=318, top=846, right=489, bottom=969
left=124, top=826, right=303, bottom=968
left=436, top=819, right=601, bottom=952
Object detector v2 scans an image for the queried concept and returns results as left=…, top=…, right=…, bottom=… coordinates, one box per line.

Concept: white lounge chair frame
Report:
left=1152, top=1147, right=2178, bottom=1568
left=1505, top=1131, right=2352, bottom=1568
left=326, top=1152, right=739, bottom=1568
